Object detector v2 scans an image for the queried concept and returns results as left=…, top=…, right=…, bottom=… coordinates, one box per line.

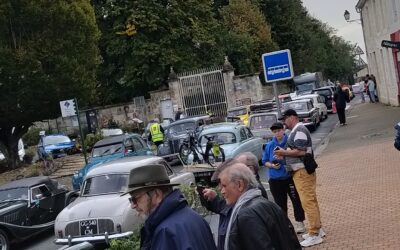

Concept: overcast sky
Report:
left=302, top=0, right=366, bottom=60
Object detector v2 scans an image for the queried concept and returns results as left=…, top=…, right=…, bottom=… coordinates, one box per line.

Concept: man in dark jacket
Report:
left=219, top=163, right=301, bottom=250
left=395, top=122, right=400, bottom=151
left=333, top=83, right=350, bottom=126
left=122, top=164, right=217, bottom=250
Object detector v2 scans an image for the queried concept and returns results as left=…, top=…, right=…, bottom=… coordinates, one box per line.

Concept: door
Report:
left=160, top=99, right=174, bottom=120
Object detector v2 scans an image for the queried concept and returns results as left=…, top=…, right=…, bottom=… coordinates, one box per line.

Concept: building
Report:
left=356, top=0, right=400, bottom=106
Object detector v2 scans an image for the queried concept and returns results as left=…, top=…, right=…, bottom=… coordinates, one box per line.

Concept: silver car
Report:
left=248, top=112, right=279, bottom=143
left=54, top=156, right=195, bottom=246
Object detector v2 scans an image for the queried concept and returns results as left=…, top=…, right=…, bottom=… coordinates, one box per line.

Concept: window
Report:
left=249, top=115, right=277, bottom=130
left=82, top=174, right=128, bottom=196
left=132, top=137, right=144, bottom=150
left=240, top=129, right=247, bottom=141
left=160, top=161, right=173, bottom=176
left=245, top=128, right=253, bottom=138
left=199, top=133, right=236, bottom=145
left=31, top=185, right=51, bottom=201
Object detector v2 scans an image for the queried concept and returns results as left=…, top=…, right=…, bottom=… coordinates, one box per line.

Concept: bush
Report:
left=84, top=132, right=104, bottom=151
left=107, top=231, right=141, bottom=250
left=23, top=146, right=37, bottom=164
left=22, top=128, right=44, bottom=146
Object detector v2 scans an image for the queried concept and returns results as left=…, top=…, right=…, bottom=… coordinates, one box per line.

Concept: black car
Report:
left=311, top=86, right=336, bottom=113
left=0, top=176, right=78, bottom=249
left=282, top=100, right=320, bottom=132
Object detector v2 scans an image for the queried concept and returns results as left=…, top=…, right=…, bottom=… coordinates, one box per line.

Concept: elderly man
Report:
left=220, top=163, right=300, bottom=250
left=274, top=109, right=325, bottom=247
left=122, top=164, right=217, bottom=250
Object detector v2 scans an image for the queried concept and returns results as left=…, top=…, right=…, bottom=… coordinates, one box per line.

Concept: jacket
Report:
left=148, top=123, right=164, bottom=143
left=140, top=190, right=217, bottom=250
left=227, top=196, right=301, bottom=250
left=334, top=87, right=349, bottom=109
left=262, top=135, right=290, bottom=180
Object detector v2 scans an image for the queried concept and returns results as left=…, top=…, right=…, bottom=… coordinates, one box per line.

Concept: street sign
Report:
left=381, top=40, right=400, bottom=49
left=60, top=99, right=77, bottom=117
left=262, top=49, right=294, bottom=83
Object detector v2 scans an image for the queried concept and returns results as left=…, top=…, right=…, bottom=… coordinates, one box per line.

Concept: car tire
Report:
left=0, top=228, right=10, bottom=250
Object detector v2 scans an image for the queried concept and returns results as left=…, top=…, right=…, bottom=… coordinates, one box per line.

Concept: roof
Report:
left=293, top=94, right=319, bottom=99
left=86, top=155, right=165, bottom=177
left=93, top=133, right=139, bottom=147
left=285, top=99, right=311, bottom=104
left=249, top=111, right=278, bottom=118
left=169, top=115, right=210, bottom=126
left=199, top=122, right=243, bottom=135
left=0, top=176, right=52, bottom=189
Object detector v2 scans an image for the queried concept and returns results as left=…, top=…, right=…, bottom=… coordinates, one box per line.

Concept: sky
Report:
left=302, top=0, right=366, bottom=61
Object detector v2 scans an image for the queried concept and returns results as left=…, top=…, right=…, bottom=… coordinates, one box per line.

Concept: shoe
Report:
left=294, top=221, right=306, bottom=234
left=300, top=235, right=323, bottom=247
left=302, top=228, right=326, bottom=240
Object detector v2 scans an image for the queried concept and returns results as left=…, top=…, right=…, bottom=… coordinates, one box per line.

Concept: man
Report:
left=220, top=163, right=301, bottom=250
left=395, top=122, right=400, bottom=151
left=122, top=164, right=217, bottom=250
left=175, top=108, right=183, bottom=121
left=148, top=118, right=164, bottom=148
left=367, top=76, right=376, bottom=103
left=334, top=83, right=350, bottom=126
left=274, top=109, right=325, bottom=247
left=262, top=122, right=306, bottom=234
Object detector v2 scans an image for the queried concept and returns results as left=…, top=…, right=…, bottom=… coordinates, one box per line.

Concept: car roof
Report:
left=43, top=134, right=68, bottom=137
left=86, top=155, right=166, bottom=177
left=199, top=122, right=244, bottom=134
left=169, top=115, right=209, bottom=126
left=0, top=176, right=52, bottom=189
left=285, top=99, right=311, bottom=104
left=93, top=133, right=139, bottom=147
left=249, top=111, right=278, bottom=117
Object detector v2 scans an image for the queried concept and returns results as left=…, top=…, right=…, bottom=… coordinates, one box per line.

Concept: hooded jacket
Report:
left=140, top=189, right=217, bottom=250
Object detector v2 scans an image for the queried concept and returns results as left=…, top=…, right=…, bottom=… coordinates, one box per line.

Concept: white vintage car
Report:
left=54, top=155, right=195, bottom=246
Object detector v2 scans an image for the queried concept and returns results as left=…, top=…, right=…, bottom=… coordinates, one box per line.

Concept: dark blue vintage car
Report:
left=0, top=176, right=77, bottom=249
left=37, top=134, right=76, bottom=160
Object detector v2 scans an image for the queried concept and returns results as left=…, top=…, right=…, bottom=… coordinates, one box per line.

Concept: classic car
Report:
left=248, top=111, right=279, bottom=143
left=282, top=100, right=320, bottom=132
left=311, top=87, right=336, bottom=113
left=37, top=134, right=76, bottom=160
left=293, top=94, right=328, bottom=121
left=0, top=176, right=77, bottom=250
left=197, top=123, right=264, bottom=161
left=72, top=134, right=153, bottom=190
left=55, top=156, right=195, bottom=246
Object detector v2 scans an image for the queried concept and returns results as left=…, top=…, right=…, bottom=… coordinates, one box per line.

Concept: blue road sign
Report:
left=262, top=49, right=294, bottom=82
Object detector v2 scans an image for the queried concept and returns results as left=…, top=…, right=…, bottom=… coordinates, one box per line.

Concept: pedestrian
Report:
left=262, top=122, right=306, bottom=234
left=175, top=108, right=183, bottom=121
left=359, top=80, right=365, bottom=103
left=367, top=76, right=376, bottom=103
left=395, top=122, right=400, bottom=151
left=148, top=118, right=164, bottom=148
left=274, top=109, right=325, bottom=247
left=220, top=163, right=301, bottom=250
left=333, top=83, right=350, bottom=126
left=122, top=164, right=217, bottom=250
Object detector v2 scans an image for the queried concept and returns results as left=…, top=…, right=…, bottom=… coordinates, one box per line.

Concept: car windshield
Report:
left=296, top=83, right=314, bottom=93
left=249, top=115, right=277, bottom=130
left=82, top=174, right=128, bottom=196
left=168, top=122, right=195, bottom=135
left=199, top=132, right=236, bottom=146
left=0, top=187, right=29, bottom=201
left=283, top=102, right=309, bottom=112
left=92, top=143, right=123, bottom=157
left=228, top=108, right=247, bottom=116
left=313, top=89, right=332, bottom=97
left=43, top=135, right=71, bottom=146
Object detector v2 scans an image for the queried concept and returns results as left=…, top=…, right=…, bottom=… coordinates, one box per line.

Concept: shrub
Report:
left=22, top=127, right=44, bottom=146
left=23, top=146, right=37, bottom=164
left=107, top=231, right=141, bottom=250
left=84, top=132, right=104, bottom=151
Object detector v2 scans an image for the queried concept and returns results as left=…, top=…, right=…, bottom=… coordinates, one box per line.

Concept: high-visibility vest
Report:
left=150, top=123, right=164, bottom=143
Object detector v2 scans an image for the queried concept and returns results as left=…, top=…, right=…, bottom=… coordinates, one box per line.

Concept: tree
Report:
left=0, top=0, right=100, bottom=168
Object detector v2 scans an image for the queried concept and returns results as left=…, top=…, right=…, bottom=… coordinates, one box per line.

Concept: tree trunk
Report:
left=0, top=125, right=29, bottom=170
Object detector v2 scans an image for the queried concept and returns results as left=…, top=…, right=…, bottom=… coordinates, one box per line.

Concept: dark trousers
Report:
left=336, top=107, right=346, bottom=124
left=269, top=177, right=305, bottom=222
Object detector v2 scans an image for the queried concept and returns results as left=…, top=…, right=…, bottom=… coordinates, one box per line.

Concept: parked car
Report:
left=248, top=111, right=279, bottom=143
left=311, top=86, right=336, bottom=113
left=0, top=176, right=77, bottom=249
left=293, top=94, right=328, bottom=121
left=72, top=134, right=153, bottom=190
left=226, top=106, right=249, bottom=126
left=55, top=156, right=195, bottom=246
left=0, top=139, right=26, bottom=161
left=197, top=122, right=264, bottom=161
left=37, top=134, right=76, bottom=160
left=282, top=100, right=320, bottom=132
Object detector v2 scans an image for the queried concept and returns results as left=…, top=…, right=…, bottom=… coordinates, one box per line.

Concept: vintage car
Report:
left=226, top=106, right=249, bottom=126
left=282, top=100, right=320, bottom=132
left=197, top=123, right=264, bottom=161
left=55, top=156, right=195, bottom=246
left=72, top=134, right=153, bottom=190
left=37, top=134, right=76, bottom=160
left=293, top=94, right=328, bottom=121
left=0, top=176, right=77, bottom=249
left=248, top=111, right=279, bottom=143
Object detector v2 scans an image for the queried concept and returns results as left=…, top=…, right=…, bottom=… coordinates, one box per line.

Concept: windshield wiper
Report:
left=100, top=149, right=111, bottom=156
left=113, top=147, right=122, bottom=154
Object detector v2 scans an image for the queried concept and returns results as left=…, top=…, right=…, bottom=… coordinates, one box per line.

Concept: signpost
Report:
left=60, top=98, right=88, bottom=164
left=381, top=40, right=400, bottom=49
left=262, top=49, right=294, bottom=118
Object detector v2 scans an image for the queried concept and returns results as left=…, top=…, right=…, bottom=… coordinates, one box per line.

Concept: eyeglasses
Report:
left=128, top=190, right=154, bottom=205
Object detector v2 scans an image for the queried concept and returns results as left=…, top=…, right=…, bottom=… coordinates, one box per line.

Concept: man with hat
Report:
left=274, top=109, right=325, bottom=247
left=122, top=164, right=217, bottom=250
left=261, top=122, right=306, bottom=234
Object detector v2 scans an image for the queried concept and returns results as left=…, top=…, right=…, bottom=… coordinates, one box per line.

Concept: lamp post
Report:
left=344, top=10, right=361, bottom=23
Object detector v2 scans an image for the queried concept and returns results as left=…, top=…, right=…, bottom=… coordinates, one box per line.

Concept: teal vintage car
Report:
left=72, top=134, right=153, bottom=190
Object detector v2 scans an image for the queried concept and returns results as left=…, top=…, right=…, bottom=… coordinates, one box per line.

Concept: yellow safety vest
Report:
left=150, top=123, right=164, bottom=143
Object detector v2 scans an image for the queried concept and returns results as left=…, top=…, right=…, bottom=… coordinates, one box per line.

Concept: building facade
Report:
left=357, top=0, right=400, bottom=106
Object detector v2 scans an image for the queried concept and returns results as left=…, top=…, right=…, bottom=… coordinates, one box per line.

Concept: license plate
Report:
left=80, top=219, right=98, bottom=235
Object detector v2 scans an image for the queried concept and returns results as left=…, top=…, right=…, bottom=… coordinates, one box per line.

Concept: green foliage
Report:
left=84, top=132, right=104, bottom=150
left=22, top=128, right=43, bottom=146
left=108, top=232, right=141, bottom=250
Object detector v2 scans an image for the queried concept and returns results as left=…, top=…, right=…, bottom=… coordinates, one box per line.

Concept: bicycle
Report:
left=179, top=130, right=225, bottom=167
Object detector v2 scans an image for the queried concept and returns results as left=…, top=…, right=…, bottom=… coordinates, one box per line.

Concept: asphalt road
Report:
left=15, top=112, right=340, bottom=250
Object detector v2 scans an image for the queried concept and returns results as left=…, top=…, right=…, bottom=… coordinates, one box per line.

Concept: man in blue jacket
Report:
left=121, top=164, right=217, bottom=250
left=262, top=122, right=306, bottom=234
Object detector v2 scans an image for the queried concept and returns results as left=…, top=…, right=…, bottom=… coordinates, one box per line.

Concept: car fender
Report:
left=65, top=191, right=79, bottom=206
left=0, top=221, right=54, bottom=241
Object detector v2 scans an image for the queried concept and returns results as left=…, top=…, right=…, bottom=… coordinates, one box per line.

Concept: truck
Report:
left=293, top=72, right=324, bottom=95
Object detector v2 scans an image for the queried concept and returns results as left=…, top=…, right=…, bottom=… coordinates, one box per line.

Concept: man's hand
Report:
left=202, top=188, right=217, bottom=201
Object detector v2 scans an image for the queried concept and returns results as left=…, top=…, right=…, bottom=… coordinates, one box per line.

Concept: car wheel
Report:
left=0, top=229, right=10, bottom=250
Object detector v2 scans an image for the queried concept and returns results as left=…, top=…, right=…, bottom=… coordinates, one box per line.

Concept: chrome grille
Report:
left=65, top=221, right=79, bottom=236
left=3, top=211, right=19, bottom=223
left=98, top=219, right=114, bottom=233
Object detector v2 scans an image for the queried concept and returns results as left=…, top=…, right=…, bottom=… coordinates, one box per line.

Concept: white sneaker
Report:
left=302, top=228, right=326, bottom=240
left=294, top=221, right=306, bottom=234
left=300, top=235, right=323, bottom=247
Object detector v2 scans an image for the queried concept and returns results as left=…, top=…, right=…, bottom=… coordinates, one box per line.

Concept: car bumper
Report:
left=54, top=231, right=133, bottom=245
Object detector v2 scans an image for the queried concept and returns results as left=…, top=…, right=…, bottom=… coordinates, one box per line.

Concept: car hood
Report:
left=45, top=142, right=74, bottom=150
left=0, top=201, right=27, bottom=216
left=57, top=194, right=132, bottom=222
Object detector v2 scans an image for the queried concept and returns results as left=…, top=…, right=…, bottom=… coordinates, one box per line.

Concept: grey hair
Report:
left=234, top=152, right=260, bottom=172
left=221, top=163, right=258, bottom=190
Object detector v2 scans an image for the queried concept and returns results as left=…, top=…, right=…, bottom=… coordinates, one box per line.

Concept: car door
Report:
left=29, top=184, right=56, bottom=224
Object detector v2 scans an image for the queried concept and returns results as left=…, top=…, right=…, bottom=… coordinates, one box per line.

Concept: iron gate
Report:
left=178, top=66, right=227, bottom=117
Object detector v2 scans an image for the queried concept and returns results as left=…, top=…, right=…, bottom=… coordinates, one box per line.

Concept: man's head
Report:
left=218, top=163, right=258, bottom=205
left=280, top=109, right=299, bottom=129
left=234, top=152, right=260, bottom=174
left=210, top=158, right=240, bottom=182
left=270, top=122, right=285, bottom=140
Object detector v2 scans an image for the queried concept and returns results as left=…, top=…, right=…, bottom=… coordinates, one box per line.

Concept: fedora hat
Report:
left=121, top=164, right=179, bottom=196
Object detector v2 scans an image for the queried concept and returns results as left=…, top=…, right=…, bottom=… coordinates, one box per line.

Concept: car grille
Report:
left=65, top=219, right=115, bottom=236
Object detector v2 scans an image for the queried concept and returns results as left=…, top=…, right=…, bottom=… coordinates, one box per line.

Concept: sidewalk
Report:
left=302, top=102, right=400, bottom=249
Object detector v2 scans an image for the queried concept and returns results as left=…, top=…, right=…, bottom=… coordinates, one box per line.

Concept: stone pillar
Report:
left=222, top=56, right=236, bottom=109
left=167, top=66, right=183, bottom=112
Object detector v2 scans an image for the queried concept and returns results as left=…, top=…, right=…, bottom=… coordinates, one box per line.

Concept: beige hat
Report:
left=121, top=164, right=179, bottom=196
